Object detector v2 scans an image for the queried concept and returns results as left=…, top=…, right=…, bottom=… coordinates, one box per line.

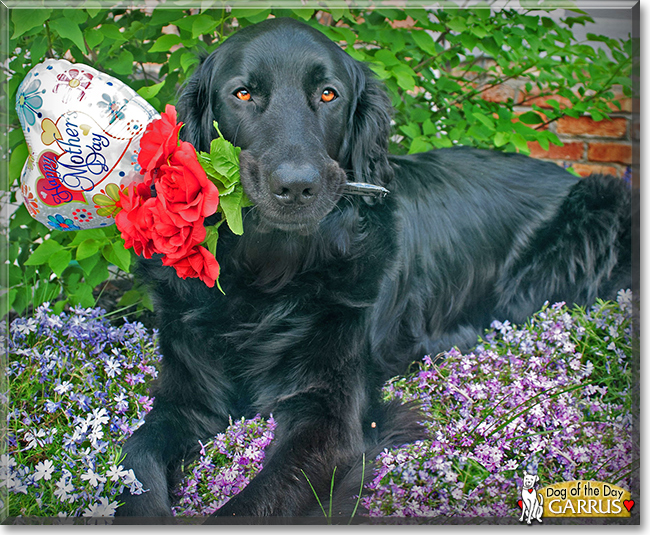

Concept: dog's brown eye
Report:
left=235, top=89, right=251, bottom=101
left=321, top=88, right=337, bottom=102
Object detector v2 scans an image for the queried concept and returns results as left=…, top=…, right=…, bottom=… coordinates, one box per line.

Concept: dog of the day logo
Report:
left=541, top=480, right=633, bottom=517
left=517, top=476, right=634, bottom=522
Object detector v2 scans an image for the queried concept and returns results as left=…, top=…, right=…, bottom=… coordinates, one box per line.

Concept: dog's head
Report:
left=177, top=17, right=393, bottom=233
left=522, top=471, right=539, bottom=490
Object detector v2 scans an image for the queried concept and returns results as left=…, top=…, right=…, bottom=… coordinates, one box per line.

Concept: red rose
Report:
left=163, top=246, right=220, bottom=288
left=156, top=141, right=219, bottom=223
left=115, top=182, right=155, bottom=258
left=146, top=201, right=206, bottom=260
left=137, top=105, right=182, bottom=184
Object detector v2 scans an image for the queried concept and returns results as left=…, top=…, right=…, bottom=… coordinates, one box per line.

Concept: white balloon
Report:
left=16, top=59, right=160, bottom=231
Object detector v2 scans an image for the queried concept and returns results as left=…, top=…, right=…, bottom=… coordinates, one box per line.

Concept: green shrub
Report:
left=2, top=5, right=634, bottom=315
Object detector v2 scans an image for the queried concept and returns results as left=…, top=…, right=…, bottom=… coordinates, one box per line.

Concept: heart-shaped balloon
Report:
left=16, top=59, right=160, bottom=231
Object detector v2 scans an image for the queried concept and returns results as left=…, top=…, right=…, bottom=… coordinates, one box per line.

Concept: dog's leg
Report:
left=115, top=314, right=233, bottom=518
left=207, top=386, right=366, bottom=519
left=535, top=494, right=544, bottom=522
left=115, top=400, right=227, bottom=517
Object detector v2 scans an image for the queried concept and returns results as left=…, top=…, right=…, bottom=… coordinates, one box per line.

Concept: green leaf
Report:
left=511, top=133, right=530, bottom=153
left=291, top=9, right=315, bottom=21
left=191, top=15, right=219, bottom=39
left=472, top=112, right=495, bottom=129
left=412, top=30, right=438, bottom=56
left=374, top=49, right=399, bottom=67
left=203, top=223, right=221, bottom=257
left=84, top=27, right=104, bottom=50
left=68, top=229, right=107, bottom=247
left=104, top=49, right=135, bottom=76
left=117, top=289, right=143, bottom=309
left=25, top=240, right=64, bottom=266
left=137, top=80, right=166, bottom=100
left=181, top=52, right=199, bottom=72
left=11, top=9, right=52, bottom=39
left=537, top=136, right=550, bottom=151
left=48, top=249, right=72, bottom=278
left=76, top=239, right=100, bottom=261
left=220, top=186, right=245, bottom=235
left=9, top=143, right=28, bottom=187
left=494, top=131, right=510, bottom=147
left=84, top=257, right=109, bottom=288
left=0, top=289, right=18, bottom=317
left=590, top=110, right=605, bottom=122
left=77, top=253, right=99, bottom=276
left=49, top=17, right=88, bottom=54
left=111, top=241, right=131, bottom=273
left=518, top=111, right=544, bottom=125
left=149, top=33, right=182, bottom=53
left=408, top=136, right=433, bottom=154
left=447, top=17, right=467, bottom=33
left=231, top=8, right=272, bottom=24
left=100, top=25, right=126, bottom=42
left=69, top=283, right=95, bottom=308
left=392, top=66, right=415, bottom=91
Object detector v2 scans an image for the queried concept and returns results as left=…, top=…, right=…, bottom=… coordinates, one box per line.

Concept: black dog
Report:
left=117, top=17, right=632, bottom=519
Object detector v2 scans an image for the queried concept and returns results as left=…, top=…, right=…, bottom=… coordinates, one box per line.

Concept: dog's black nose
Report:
left=270, top=163, right=321, bottom=206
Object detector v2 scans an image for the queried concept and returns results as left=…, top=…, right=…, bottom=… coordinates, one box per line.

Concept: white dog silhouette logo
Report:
left=518, top=470, right=544, bottom=524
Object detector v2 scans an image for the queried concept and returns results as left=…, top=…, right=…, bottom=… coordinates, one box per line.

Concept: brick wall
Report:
left=491, top=83, right=634, bottom=180
left=381, top=15, right=634, bottom=181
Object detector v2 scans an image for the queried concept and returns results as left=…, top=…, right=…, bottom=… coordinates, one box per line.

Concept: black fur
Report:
left=116, top=18, right=632, bottom=520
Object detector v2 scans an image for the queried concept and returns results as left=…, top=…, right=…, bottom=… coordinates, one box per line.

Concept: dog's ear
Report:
left=338, top=57, right=394, bottom=188
left=176, top=53, right=220, bottom=153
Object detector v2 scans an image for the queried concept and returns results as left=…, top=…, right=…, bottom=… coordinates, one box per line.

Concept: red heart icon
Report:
left=517, top=500, right=523, bottom=509
left=623, top=500, right=634, bottom=512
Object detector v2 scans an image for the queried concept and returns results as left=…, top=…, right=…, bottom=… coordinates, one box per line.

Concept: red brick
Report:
left=527, top=141, right=584, bottom=161
left=588, top=142, right=633, bottom=165
left=571, top=163, right=620, bottom=178
left=524, top=94, right=573, bottom=109
left=557, top=116, right=627, bottom=138
left=389, top=16, right=417, bottom=29
left=607, top=86, right=633, bottom=112
left=481, top=84, right=519, bottom=104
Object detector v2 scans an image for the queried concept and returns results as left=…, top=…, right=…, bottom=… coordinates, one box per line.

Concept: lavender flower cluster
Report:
left=3, top=303, right=160, bottom=518
left=362, top=290, right=635, bottom=517
left=4, top=290, right=635, bottom=520
left=172, top=415, right=276, bottom=516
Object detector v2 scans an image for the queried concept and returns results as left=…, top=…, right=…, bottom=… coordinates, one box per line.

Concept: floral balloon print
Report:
left=16, top=78, right=45, bottom=130
left=16, top=59, right=159, bottom=231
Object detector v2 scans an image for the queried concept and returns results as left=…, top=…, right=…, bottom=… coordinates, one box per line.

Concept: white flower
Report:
left=122, top=469, right=147, bottom=495
left=90, top=407, right=110, bottom=428
left=617, top=288, right=632, bottom=310
left=104, top=358, right=122, bottom=378
left=83, top=497, right=118, bottom=517
left=54, top=476, right=75, bottom=503
left=34, top=459, right=55, bottom=481
left=106, top=464, right=128, bottom=482
left=80, top=468, right=106, bottom=488
left=54, top=381, right=73, bottom=394
left=12, top=318, right=38, bottom=335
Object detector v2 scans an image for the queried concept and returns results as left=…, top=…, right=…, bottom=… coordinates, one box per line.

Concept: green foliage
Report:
left=197, top=122, right=251, bottom=239
left=2, top=4, right=633, bottom=316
